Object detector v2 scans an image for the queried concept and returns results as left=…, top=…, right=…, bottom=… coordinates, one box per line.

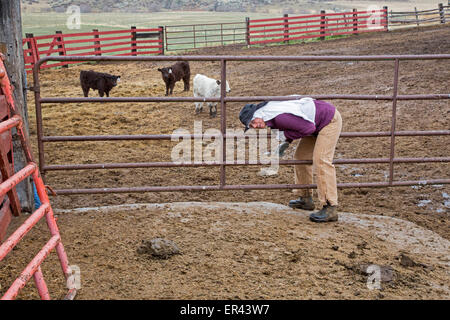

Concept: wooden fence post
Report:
left=283, top=14, right=289, bottom=44
left=55, top=31, right=68, bottom=68
left=439, top=3, right=446, bottom=23
left=320, top=10, right=326, bottom=40
left=246, top=17, right=250, bottom=47
left=131, top=26, right=137, bottom=56
left=0, top=0, right=34, bottom=212
left=193, top=25, right=196, bottom=49
left=353, top=8, right=358, bottom=35
left=383, top=6, right=389, bottom=31
left=93, top=29, right=101, bottom=56
left=414, top=7, right=419, bottom=27
left=25, top=33, right=38, bottom=68
left=159, top=26, right=164, bottom=55
left=165, top=26, right=169, bottom=52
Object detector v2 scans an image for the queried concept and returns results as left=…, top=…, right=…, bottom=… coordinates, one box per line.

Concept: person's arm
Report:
left=271, top=114, right=316, bottom=142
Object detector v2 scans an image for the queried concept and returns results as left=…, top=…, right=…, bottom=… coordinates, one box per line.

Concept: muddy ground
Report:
left=1, top=202, right=449, bottom=299
left=0, top=25, right=449, bottom=299
left=27, top=24, right=449, bottom=237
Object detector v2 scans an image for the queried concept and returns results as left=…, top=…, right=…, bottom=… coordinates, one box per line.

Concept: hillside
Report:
left=21, top=0, right=440, bottom=14
left=22, top=0, right=336, bottom=13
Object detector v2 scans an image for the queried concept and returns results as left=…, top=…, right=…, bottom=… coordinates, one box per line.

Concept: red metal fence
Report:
left=248, top=8, right=388, bottom=45
left=0, top=86, right=21, bottom=242
left=0, top=54, right=75, bottom=300
left=21, top=4, right=450, bottom=69
left=31, top=54, right=450, bottom=195
left=22, top=27, right=164, bottom=73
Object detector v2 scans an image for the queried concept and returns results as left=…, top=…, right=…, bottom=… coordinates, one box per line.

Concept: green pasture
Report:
left=22, top=11, right=275, bottom=36
left=22, top=11, right=274, bottom=53
left=22, top=11, right=354, bottom=54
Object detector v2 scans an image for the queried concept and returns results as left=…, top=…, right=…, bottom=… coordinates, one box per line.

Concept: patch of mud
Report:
left=25, top=25, right=450, bottom=241
left=2, top=201, right=449, bottom=299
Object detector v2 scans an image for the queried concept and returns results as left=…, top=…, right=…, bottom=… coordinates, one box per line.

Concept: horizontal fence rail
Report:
left=0, top=55, right=74, bottom=300
left=21, top=4, right=449, bottom=70
left=165, top=22, right=247, bottom=52
left=32, top=54, right=450, bottom=195
left=389, top=3, right=449, bottom=27
left=248, top=8, right=388, bottom=45
left=23, top=27, right=164, bottom=72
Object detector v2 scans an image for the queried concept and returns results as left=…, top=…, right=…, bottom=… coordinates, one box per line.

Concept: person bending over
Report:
left=239, top=97, right=342, bottom=223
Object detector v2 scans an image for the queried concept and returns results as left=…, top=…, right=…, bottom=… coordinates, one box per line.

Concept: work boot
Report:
left=309, top=203, right=338, bottom=223
left=288, top=196, right=315, bottom=210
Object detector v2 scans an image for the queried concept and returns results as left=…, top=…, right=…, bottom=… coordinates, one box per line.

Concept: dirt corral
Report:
left=1, top=202, right=450, bottom=299
left=1, top=25, right=449, bottom=299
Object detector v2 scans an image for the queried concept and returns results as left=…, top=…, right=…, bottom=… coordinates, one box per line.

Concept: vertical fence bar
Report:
left=193, top=25, right=196, bottom=49
left=33, top=266, right=50, bottom=300
left=220, top=59, right=227, bottom=188
left=32, top=169, right=72, bottom=284
left=165, top=26, right=169, bottom=52
left=389, top=59, right=400, bottom=184
left=131, top=26, right=137, bottom=56
left=32, top=66, right=45, bottom=180
left=25, top=33, right=36, bottom=70
left=383, top=6, right=389, bottom=31
left=414, top=7, right=419, bottom=27
left=159, top=26, right=165, bottom=55
left=246, top=17, right=250, bottom=47
left=353, top=8, right=358, bottom=35
left=221, top=24, right=224, bottom=46
left=320, top=10, right=326, bottom=40
left=55, top=31, right=68, bottom=68
left=26, top=33, right=39, bottom=70
left=284, top=14, right=289, bottom=44
left=439, top=3, right=446, bottom=23
left=93, top=29, right=101, bottom=56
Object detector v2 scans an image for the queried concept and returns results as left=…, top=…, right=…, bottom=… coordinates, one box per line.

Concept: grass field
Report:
left=21, top=11, right=276, bottom=37
left=21, top=11, right=278, bottom=53
left=21, top=11, right=366, bottom=53
left=21, top=1, right=445, bottom=54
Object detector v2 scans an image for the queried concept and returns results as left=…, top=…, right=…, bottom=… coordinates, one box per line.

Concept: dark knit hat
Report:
left=239, top=101, right=268, bottom=132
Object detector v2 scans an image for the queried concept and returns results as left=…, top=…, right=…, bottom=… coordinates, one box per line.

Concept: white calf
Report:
left=193, top=74, right=231, bottom=117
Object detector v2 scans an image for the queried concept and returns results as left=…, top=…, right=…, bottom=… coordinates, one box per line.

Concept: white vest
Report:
left=252, top=97, right=316, bottom=125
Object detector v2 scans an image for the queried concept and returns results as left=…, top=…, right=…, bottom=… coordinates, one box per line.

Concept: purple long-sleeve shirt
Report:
left=265, top=100, right=336, bottom=142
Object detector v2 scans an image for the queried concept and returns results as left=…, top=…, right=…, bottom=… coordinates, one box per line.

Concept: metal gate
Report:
left=165, top=22, right=247, bottom=52
left=32, top=54, right=450, bottom=196
left=0, top=53, right=75, bottom=300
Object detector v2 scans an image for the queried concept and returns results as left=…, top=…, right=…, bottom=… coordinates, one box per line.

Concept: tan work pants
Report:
left=293, top=110, right=342, bottom=206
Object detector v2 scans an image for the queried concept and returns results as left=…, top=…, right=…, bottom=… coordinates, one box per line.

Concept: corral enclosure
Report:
left=20, top=1, right=445, bottom=37
left=1, top=24, right=449, bottom=299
